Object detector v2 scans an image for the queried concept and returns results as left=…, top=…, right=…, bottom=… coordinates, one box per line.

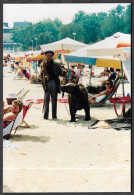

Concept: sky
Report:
left=3, top=3, right=130, bottom=27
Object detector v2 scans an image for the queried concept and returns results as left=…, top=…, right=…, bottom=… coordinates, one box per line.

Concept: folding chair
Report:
left=90, top=77, right=121, bottom=107
left=17, top=88, right=30, bottom=101
left=16, top=88, right=24, bottom=96
left=3, top=101, right=33, bottom=138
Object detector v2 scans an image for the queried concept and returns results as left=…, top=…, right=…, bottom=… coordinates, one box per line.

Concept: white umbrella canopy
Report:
left=64, top=32, right=131, bottom=97
left=64, top=32, right=131, bottom=64
left=86, top=32, right=131, bottom=57
left=85, top=32, right=131, bottom=96
left=40, top=37, right=88, bottom=51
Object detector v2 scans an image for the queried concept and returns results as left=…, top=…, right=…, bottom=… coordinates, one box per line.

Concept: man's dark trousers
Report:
left=44, top=80, right=58, bottom=119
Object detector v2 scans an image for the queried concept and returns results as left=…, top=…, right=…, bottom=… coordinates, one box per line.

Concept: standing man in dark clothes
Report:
left=40, top=50, right=67, bottom=120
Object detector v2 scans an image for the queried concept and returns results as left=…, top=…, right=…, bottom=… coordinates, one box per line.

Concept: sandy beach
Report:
left=3, top=69, right=131, bottom=192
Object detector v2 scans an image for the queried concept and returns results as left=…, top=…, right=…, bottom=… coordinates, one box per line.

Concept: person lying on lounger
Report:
left=88, top=79, right=113, bottom=104
left=3, top=99, right=23, bottom=128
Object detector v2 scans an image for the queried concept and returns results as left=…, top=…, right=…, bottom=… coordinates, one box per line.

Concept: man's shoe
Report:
left=43, top=116, right=48, bottom=120
left=52, top=117, right=57, bottom=120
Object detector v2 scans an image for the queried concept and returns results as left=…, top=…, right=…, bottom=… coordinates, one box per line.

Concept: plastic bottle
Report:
left=127, top=93, right=130, bottom=97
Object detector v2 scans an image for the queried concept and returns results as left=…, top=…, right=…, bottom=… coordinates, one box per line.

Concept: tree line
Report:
left=11, top=4, right=131, bottom=51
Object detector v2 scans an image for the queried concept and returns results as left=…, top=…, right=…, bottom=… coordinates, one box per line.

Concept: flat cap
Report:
left=45, top=50, right=55, bottom=55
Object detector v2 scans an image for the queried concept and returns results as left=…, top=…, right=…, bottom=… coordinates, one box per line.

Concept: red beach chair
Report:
left=109, top=96, right=131, bottom=117
left=3, top=100, right=33, bottom=138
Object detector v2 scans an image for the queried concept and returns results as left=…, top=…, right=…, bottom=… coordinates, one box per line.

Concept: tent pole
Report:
left=81, top=65, right=82, bottom=83
left=89, top=65, right=92, bottom=85
left=67, top=62, right=70, bottom=81
left=36, top=61, right=37, bottom=78
left=121, top=61, right=125, bottom=97
left=121, top=61, right=125, bottom=116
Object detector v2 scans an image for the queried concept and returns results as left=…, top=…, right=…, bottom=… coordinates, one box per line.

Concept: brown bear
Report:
left=60, top=83, right=91, bottom=122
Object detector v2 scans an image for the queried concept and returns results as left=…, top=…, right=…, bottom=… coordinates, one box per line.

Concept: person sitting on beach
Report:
left=86, top=68, right=117, bottom=94
left=3, top=99, right=23, bottom=128
left=4, top=93, right=17, bottom=114
left=15, top=62, right=30, bottom=79
left=6, top=93, right=17, bottom=105
left=109, top=68, right=117, bottom=80
left=99, top=68, right=117, bottom=89
left=30, top=74, right=42, bottom=84
left=3, top=60, right=8, bottom=67
left=7, top=54, right=11, bottom=62
left=10, top=61, right=15, bottom=72
left=69, top=70, right=79, bottom=84
left=88, top=79, right=113, bottom=104
left=97, top=68, right=110, bottom=78
left=74, top=68, right=81, bottom=82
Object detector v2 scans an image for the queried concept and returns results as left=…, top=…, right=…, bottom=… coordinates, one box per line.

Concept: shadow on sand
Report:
left=10, top=134, right=50, bottom=143
left=49, top=115, right=96, bottom=128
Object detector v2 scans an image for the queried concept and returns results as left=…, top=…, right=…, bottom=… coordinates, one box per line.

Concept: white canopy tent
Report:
left=40, top=37, right=88, bottom=51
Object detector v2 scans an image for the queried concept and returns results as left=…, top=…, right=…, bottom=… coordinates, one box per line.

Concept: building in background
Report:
left=3, top=23, right=21, bottom=52
left=13, top=21, right=31, bottom=27
left=3, top=21, right=31, bottom=52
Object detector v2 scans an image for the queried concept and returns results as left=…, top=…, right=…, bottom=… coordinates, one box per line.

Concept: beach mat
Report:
left=88, top=118, right=131, bottom=131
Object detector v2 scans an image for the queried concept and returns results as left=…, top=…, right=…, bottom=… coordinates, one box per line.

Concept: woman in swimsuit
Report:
left=88, top=79, right=113, bottom=104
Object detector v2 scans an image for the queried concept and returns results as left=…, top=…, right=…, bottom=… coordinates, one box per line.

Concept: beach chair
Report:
left=17, top=88, right=30, bottom=101
left=3, top=101, right=33, bottom=138
left=16, top=88, right=24, bottom=97
left=90, top=77, right=121, bottom=107
left=108, top=96, right=131, bottom=117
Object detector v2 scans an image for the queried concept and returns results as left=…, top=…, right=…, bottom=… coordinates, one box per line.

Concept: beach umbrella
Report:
left=40, top=37, right=88, bottom=78
left=64, top=32, right=131, bottom=95
left=64, top=32, right=130, bottom=67
left=40, top=37, right=87, bottom=51
left=86, top=32, right=130, bottom=56
left=85, top=32, right=131, bottom=97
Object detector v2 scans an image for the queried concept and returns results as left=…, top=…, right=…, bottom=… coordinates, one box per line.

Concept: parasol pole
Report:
left=121, top=60, right=125, bottom=116
left=121, top=61, right=125, bottom=97
left=36, top=61, right=37, bottom=78
left=89, top=65, right=92, bottom=85
left=67, top=62, right=70, bottom=81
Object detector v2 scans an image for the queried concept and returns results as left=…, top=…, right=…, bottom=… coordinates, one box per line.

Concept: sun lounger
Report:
left=3, top=109, right=23, bottom=138
left=17, top=89, right=30, bottom=101
left=3, top=101, right=33, bottom=138
left=16, top=88, right=24, bottom=96
left=90, top=77, right=121, bottom=107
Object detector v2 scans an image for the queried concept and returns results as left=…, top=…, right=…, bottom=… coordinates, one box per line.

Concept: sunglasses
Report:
left=105, top=83, right=111, bottom=85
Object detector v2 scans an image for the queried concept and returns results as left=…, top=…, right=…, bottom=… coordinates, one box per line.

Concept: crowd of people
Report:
left=3, top=51, right=125, bottom=130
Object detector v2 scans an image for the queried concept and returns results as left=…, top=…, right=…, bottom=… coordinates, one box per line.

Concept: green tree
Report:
left=99, top=5, right=126, bottom=38
left=122, top=4, right=131, bottom=33
left=72, top=10, right=89, bottom=24
left=54, top=18, right=63, bottom=28
left=10, top=4, right=131, bottom=51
